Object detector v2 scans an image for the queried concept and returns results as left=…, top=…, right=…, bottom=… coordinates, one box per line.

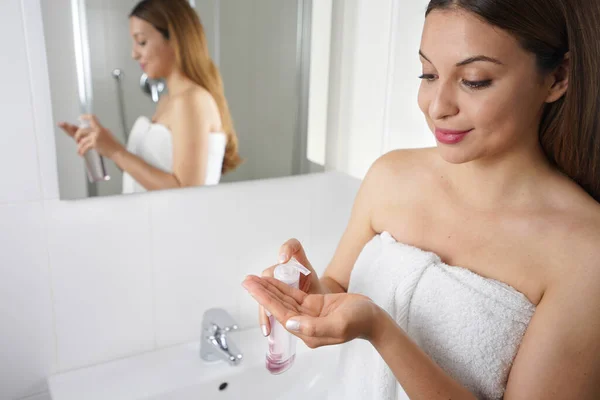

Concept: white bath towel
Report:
left=327, top=232, right=535, bottom=400
left=122, top=116, right=226, bottom=194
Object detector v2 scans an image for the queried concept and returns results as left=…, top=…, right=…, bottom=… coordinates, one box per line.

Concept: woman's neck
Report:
left=165, top=69, right=193, bottom=97
left=443, top=140, right=555, bottom=211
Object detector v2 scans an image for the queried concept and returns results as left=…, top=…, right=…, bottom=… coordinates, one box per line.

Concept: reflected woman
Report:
left=59, top=0, right=241, bottom=193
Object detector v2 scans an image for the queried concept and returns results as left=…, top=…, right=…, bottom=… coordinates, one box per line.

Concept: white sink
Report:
left=48, top=327, right=340, bottom=400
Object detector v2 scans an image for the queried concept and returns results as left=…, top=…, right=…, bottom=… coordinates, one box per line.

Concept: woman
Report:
left=59, top=0, right=241, bottom=193
left=243, top=0, right=600, bottom=399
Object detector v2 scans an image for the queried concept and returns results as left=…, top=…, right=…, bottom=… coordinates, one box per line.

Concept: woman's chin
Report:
left=435, top=143, right=476, bottom=165
left=142, top=67, right=163, bottom=80
left=145, top=71, right=160, bottom=80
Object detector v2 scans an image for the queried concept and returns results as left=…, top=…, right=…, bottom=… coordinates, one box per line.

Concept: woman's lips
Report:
left=434, top=128, right=473, bottom=145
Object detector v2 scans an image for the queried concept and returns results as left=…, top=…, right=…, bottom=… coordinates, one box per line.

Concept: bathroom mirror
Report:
left=41, top=0, right=326, bottom=199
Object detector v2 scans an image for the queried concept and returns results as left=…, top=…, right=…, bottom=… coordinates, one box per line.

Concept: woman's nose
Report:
left=429, top=80, right=459, bottom=121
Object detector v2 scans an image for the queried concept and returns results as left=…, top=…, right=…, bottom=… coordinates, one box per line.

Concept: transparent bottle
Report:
left=265, top=259, right=311, bottom=374
left=79, top=118, right=110, bottom=183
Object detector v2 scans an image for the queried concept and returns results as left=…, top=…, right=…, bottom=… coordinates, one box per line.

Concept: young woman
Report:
left=244, top=0, right=600, bottom=398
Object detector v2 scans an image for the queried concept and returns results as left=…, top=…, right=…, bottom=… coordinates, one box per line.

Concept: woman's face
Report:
left=129, top=16, right=175, bottom=79
left=418, top=9, right=562, bottom=164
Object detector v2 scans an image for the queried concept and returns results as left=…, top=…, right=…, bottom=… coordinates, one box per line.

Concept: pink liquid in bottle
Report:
left=265, top=260, right=310, bottom=375
left=265, top=315, right=297, bottom=374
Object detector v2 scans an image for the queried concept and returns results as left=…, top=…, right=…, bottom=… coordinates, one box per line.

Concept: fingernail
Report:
left=286, top=319, right=301, bottom=332
left=261, top=324, right=269, bottom=337
left=278, top=253, right=287, bottom=263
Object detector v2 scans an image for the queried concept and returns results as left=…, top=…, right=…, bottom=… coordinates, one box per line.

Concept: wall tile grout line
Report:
left=149, top=198, right=158, bottom=350
left=19, top=0, right=60, bottom=382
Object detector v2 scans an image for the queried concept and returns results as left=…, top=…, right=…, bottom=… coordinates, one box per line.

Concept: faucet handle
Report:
left=200, top=308, right=244, bottom=365
left=222, top=323, right=239, bottom=333
left=202, top=308, right=239, bottom=333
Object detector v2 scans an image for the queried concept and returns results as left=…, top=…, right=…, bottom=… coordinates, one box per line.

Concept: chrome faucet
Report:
left=200, top=308, right=243, bottom=366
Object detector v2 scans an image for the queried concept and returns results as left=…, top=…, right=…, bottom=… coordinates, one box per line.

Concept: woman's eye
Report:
left=418, top=75, right=493, bottom=90
left=418, top=74, right=436, bottom=82
left=462, top=79, right=492, bottom=89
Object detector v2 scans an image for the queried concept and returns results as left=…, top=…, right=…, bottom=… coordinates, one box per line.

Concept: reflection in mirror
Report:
left=42, top=0, right=324, bottom=199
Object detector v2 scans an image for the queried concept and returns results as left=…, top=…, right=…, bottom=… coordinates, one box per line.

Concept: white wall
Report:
left=325, top=0, right=435, bottom=179
left=0, top=1, right=360, bottom=399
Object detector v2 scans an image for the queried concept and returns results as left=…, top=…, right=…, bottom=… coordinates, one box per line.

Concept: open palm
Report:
left=242, top=275, right=377, bottom=348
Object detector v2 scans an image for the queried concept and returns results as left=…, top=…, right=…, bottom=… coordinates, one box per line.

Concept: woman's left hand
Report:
left=242, top=275, right=380, bottom=348
left=63, top=114, right=124, bottom=159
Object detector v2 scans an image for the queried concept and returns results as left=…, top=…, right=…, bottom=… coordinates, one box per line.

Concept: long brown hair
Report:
left=130, top=0, right=242, bottom=174
left=426, top=0, right=600, bottom=202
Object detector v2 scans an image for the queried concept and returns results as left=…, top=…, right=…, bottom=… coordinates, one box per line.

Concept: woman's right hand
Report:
left=59, top=115, right=124, bottom=159
left=258, top=238, right=324, bottom=336
left=58, top=122, right=79, bottom=138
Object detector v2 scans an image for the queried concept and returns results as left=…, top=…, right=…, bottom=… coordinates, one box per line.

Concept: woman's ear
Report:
left=545, top=52, right=570, bottom=103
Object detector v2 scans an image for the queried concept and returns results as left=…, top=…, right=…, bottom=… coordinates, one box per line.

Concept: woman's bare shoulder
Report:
left=166, top=85, right=221, bottom=128
left=363, top=147, right=440, bottom=198
left=368, top=147, right=437, bottom=178
left=540, top=176, right=600, bottom=286
left=171, top=85, right=217, bottom=112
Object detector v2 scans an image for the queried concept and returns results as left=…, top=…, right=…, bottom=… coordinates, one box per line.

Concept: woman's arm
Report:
left=371, top=259, right=600, bottom=400
left=318, top=152, right=409, bottom=294
left=243, top=274, right=477, bottom=398
left=502, top=266, right=600, bottom=399
left=317, top=177, right=376, bottom=293
left=244, top=252, right=600, bottom=399
left=111, top=148, right=180, bottom=190
left=65, top=115, right=180, bottom=190
left=369, top=307, right=477, bottom=400
left=169, top=91, right=218, bottom=187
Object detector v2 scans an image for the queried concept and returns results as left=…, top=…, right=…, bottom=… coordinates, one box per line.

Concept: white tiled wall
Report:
left=1, top=1, right=361, bottom=399
left=46, top=196, right=154, bottom=371
left=0, top=202, right=55, bottom=399
left=6, top=172, right=356, bottom=400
